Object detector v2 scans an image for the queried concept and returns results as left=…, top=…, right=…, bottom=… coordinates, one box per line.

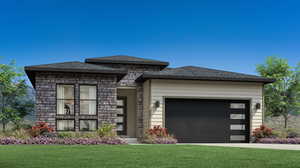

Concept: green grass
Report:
left=0, top=145, right=300, bottom=168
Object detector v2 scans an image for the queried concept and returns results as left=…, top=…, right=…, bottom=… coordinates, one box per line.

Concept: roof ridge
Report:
left=173, top=65, right=263, bottom=78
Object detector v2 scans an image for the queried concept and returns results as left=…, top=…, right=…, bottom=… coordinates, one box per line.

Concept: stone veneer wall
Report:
left=34, top=64, right=164, bottom=137
left=35, top=72, right=118, bottom=131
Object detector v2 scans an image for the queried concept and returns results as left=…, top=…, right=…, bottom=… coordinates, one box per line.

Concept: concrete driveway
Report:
left=180, top=143, right=300, bottom=150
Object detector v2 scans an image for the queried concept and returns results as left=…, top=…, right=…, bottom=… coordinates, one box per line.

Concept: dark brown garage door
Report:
left=165, top=99, right=250, bottom=143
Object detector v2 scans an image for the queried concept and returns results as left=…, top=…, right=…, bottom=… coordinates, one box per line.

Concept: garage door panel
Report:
left=165, top=99, right=250, bottom=143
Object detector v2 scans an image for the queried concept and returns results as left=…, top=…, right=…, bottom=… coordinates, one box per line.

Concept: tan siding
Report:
left=148, top=79, right=263, bottom=133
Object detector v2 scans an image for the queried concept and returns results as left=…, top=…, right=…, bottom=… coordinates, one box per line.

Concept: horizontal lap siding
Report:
left=148, top=80, right=264, bottom=133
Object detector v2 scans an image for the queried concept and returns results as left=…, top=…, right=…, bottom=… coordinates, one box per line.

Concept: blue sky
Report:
left=0, top=0, right=299, bottom=75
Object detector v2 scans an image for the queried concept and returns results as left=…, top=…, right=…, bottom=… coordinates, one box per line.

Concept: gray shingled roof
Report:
left=136, top=66, right=275, bottom=83
left=25, top=61, right=127, bottom=87
left=85, top=55, right=169, bottom=67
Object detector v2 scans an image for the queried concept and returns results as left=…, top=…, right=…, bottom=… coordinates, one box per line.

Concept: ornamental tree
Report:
left=256, top=56, right=300, bottom=128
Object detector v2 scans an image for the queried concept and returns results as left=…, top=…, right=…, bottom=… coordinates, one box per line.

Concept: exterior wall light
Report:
left=255, top=103, right=261, bottom=110
left=154, top=101, right=160, bottom=108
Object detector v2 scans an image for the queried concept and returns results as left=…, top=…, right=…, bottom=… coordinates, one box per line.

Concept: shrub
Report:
left=97, top=124, right=117, bottom=138
left=29, top=122, right=54, bottom=137
left=286, top=129, right=299, bottom=138
left=143, top=125, right=177, bottom=144
left=147, top=125, right=169, bottom=137
left=271, top=128, right=299, bottom=138
left=272, top=129, right=288, bottom=138
left=0, top=129, right=31, bottom=139
left=10, top=129, right=31, bottom=139
left=12, top=123, right=32, bottom=131
left=252, top=125, right=273, bottom=140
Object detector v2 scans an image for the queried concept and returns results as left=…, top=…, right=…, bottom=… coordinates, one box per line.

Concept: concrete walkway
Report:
left=179, top=143, right=300, bottom=151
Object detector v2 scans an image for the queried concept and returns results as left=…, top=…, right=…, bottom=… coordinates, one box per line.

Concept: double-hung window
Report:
left=80, top=85, right=97, bottom=115
left=57, top=85, right=74, bottom=115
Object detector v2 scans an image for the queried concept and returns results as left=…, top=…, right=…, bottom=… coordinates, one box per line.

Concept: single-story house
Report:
left=25, top=55, right=274, bottom=143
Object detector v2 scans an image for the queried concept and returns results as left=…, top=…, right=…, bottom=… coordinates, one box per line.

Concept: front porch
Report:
left=116, top=88, right=138, bottom=138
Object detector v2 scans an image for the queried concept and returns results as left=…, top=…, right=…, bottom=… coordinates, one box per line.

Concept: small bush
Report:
left=29, top=122, right=54, bottom=137
left=143, top=125, right=177, bottom=144
left=12, top=123, right=32, bottom=131
left=271, top=128, right=299, bottom=138
left=272, top=129, right=288, bottom=138
left=97, top=124, right=117, bottom=138
left=252, top=125, right=273, bottom=141
left=287, top=129, right=299, bottom=138
left=147, top=125, right=169, bottom=137
left=10, top=129, right=31, bottom=139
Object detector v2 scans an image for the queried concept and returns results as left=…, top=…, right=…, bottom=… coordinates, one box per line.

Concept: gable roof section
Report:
left=25, top=61, right=127, bottom=87
left=136, top=66, right=275, bottom=83
left=85, top=55, right=169, bottom=67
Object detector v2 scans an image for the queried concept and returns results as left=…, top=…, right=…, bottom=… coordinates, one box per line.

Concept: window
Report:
left=57, top=85, right=74, bottom=115
left=230, top=114, right=245, bottom=120
left=80, top=85, right=97, bottom=115
left=230, top=135, right=245, bottom=141
left=57, top=120, right=75, bottom=131
left=80, top=120, right=97, bottom=131
left=230, top=103, right=245, bottom=109
left=230, top=124, right=246, bottom=130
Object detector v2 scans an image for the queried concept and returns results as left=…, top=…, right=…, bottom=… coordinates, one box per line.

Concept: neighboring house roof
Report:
left=85, top=55, right=169, bottom=67
left=136, top=66, right=275, bottom=83
left=25, top=61, right=127, bottom=87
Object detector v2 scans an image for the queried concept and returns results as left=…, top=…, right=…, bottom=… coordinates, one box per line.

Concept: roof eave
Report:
left=136, top=74, right=276, bottom=84
left=25, top=67, right=127, bottom=88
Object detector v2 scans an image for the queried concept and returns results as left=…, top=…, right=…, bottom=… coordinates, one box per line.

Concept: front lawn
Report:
left=0, top=145, right=299, bottom=168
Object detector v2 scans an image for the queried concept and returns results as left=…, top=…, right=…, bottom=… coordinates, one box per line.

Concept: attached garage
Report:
left=165, top=98, right=250, bottom=143
left=139, top=66, right=274, bottom=143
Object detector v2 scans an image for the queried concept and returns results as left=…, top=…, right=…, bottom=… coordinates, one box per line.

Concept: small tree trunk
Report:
left=283, top=115, right=288, bottom=128
left=2, top=122, right=6, bottom=132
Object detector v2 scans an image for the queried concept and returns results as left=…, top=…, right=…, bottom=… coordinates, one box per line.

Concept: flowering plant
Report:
left=252, top=125, right=273, bottom=141
left=147, top=125, right=169, bottom=137
left=29, top=122, right=54, bottom=137
left=143, top=125, right=177, bottom=144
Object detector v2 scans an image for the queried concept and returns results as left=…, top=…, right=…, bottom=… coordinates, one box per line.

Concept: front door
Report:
left=116, top=97, right=127, bottom=135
